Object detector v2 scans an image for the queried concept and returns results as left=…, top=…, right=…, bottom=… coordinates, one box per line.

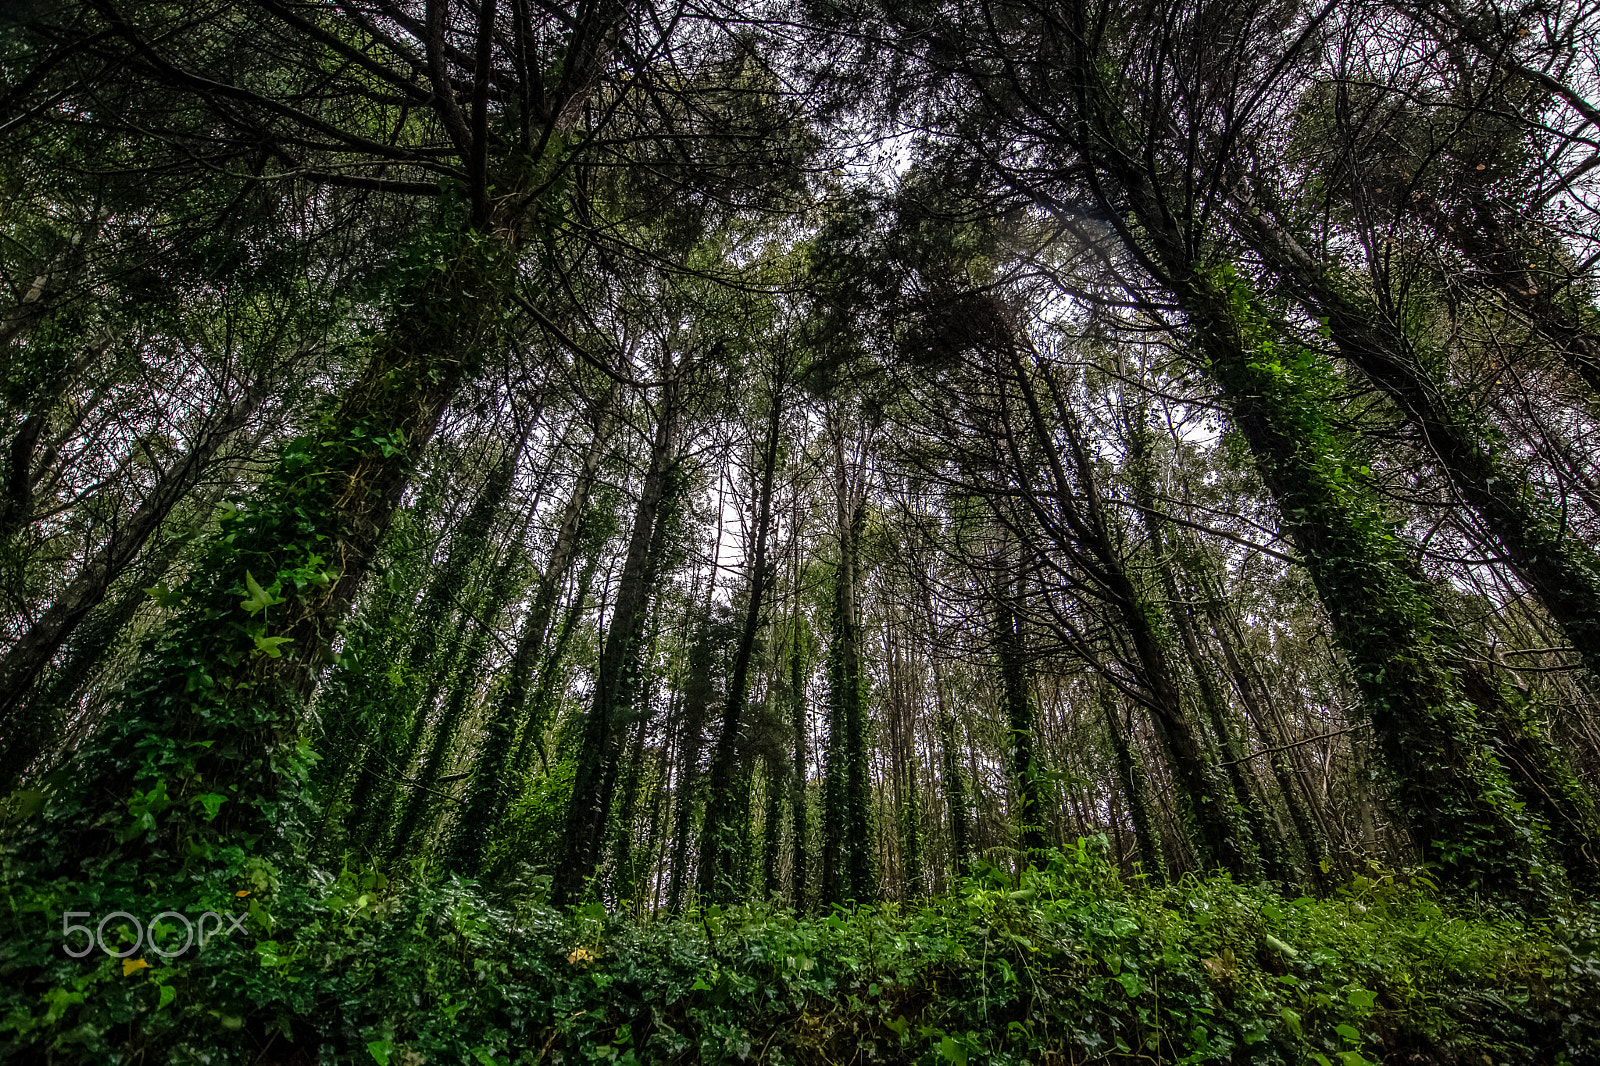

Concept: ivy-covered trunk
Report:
left=788, top=607, right=812, bottom=911
left=665, top=615, right=717, bottom=914
left=1169, top=253, right=1557, bottom=899
left=994, top=590, right=1045, bottom=865
left=1242, top=209, right=1600, bottom=691
left=36, top=219, right=516, bottom=875
left=822, top=480, right=874, bottom=905
left=554, top=366, right=680, bottom=906
left=446, top=398, right=618, bottom=875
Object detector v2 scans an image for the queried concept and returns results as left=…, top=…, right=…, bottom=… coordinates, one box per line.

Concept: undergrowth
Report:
left=2, top=839, right=1597, bottom=1065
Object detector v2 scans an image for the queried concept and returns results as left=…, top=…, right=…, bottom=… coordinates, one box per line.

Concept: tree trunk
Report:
left=997, top=335, right=1248, bottom=875
left=1192, top=559, right=1332, bottom=888
left=554, top=366, right=680, bottom=905
left=1100, top=684, right=1167, bottom=885
left=40, top=220, right=517, bottom=872
left=1243, top=207, right=1600, bottom=691
left=0, top=334, right=109, bottom=541
left=447, top=396, right=618, bottom=873
left=1158, top=245, right=1553, bottom=898
left=698, top=383, right=783, bottom=901
left=788, top=601, right=811, bottom=911
left=994, top=589, right=1045, bottom=865
left=822, top=436, right=874, bottom=905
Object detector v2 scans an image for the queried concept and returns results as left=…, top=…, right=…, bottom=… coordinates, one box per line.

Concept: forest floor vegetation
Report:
left=4, top=840, right=1598, bottom=1065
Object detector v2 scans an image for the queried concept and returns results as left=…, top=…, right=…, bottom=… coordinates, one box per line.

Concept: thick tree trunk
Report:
left=1244, top=209, right=1600, bottom=690
left=1162, top=249, right=1553, bottom=897
left=40, top=221, right=517, bottom=872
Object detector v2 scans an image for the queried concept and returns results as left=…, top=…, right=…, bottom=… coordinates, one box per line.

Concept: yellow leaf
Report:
left=236, top=890, right=251, bottom=897
left=123, top=958, right=149, bottom=976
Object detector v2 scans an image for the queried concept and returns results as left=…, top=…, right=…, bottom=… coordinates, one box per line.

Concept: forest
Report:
left=3, top=0, right=1600, bottom=1061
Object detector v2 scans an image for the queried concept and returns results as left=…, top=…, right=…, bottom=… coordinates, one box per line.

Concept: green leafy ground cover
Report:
left=3, top=844, right=1597, bottom=1065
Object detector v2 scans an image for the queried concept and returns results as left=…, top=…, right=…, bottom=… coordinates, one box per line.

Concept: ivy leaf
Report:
left=195, top=793, right=227, bottom=820
left=144, top=581, right=185, bottom=608
left=122, top=958, right=149, bottom=977
left=253, top=634, right=294, bottom=658
left=240, top=571, right=283, bottom=616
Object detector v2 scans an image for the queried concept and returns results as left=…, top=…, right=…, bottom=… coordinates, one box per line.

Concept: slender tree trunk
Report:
left=447, top=401, right=618, bottom=872
left=609, top=708, right=652, bottom=907
left=919, top=583, right=970, bottom=883
left=388, top=547, right=522, bottom=861
left=0, top=334, right=109, bottom=541
left=1192, top=560, right=1331, bottom=888
left=554, top=367, right=680, bottom=905
left=665, top=618, right=715, bottom=914
left=1124, top=422, right=1281, bottom=880
left=5, top=447, right=255, bottom=786
left=698, top=384, right=783, bottom=900
left=994, top=587, right=1045, bottom=865
left=761, top=750, right=785, bottom=899
left=995, top=334, right=1248, bottom=875
left=1101, top=684, right=1167, bottom=884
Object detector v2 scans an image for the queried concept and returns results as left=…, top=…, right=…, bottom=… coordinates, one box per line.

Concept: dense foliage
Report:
left=3, top=0, right=1600, bottom=1060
